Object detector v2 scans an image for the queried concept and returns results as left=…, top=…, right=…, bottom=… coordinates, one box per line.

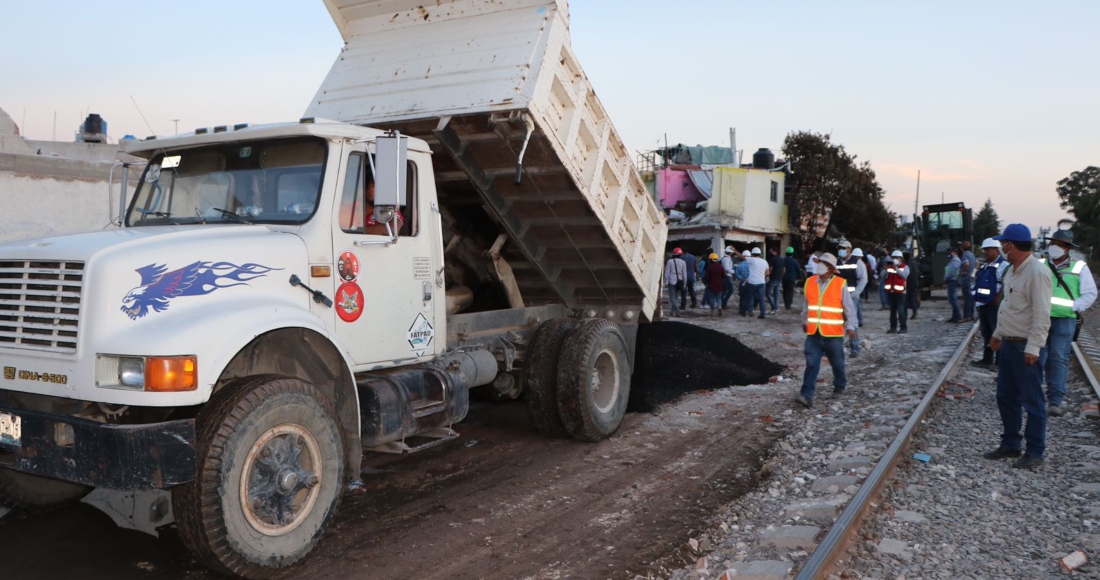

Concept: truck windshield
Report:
left=925, top=210, right=964, bottom=231
left=126, top=137, right=327, bottom=226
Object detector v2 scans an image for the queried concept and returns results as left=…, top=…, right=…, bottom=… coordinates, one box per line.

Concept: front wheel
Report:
left=173, top=376, right=345, bottom=579
left=555, top=319, right=632, bottom=442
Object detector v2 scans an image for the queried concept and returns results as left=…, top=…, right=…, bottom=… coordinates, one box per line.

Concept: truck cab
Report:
left=0, top=2, right=667, bottom=577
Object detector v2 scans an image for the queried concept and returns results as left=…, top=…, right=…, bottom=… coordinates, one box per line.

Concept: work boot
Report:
left=886, top=328, right=897, bottom=334
left=1048, top=404, right=1065, bottom=417
left=795, top=395, right=813, bottom=408
left=983, top=446, right=1023, bottom=460
left=1012, top=455, right=1045, bottom=469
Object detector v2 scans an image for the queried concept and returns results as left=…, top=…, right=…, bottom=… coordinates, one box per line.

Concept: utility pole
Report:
left=173, top=119, right=180, bottom=134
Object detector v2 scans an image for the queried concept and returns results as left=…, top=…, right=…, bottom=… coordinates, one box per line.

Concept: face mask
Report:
left=814, top=263, right=829, bottom=275
left=1048, top=245, right=1066, bottom=260
left=838, top=249, right=848, bottom=258
left=1000, top=244, right=1010, bottom=258
left=892, top=258, right=901, bottom=266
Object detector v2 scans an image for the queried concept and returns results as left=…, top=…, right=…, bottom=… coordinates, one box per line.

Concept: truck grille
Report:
left=0, top=260, right=84, bottom=353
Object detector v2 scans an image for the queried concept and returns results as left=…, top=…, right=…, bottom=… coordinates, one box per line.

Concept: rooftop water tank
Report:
left=752, top=148, right=775, bottom=169
left=82, top=113, right=107, bottom=143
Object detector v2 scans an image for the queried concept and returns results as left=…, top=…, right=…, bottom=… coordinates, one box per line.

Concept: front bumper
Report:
left=0, top=405, right=195, bottom=490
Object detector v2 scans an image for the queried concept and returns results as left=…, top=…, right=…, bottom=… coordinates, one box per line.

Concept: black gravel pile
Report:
left=629, top=321, right=784, bottom=413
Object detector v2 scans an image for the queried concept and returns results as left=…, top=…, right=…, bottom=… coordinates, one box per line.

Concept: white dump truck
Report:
left=0, top=1, right=666, bottom=577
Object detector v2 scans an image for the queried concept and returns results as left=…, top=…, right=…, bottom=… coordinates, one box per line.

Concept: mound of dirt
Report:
left=629, top=321, right=784, bottom=412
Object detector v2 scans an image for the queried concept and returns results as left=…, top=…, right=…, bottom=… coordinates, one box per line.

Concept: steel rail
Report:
left=1071, top=334, right=1100, bottom=402
left=795, top=322, right=980, bottom=580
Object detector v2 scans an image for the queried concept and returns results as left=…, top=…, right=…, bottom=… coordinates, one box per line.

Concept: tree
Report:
left=972, top=198, right=1001, bottom=243
left=782, top=131, right=896, bottom=251
left=1056, top=166, right=1100, bottom=254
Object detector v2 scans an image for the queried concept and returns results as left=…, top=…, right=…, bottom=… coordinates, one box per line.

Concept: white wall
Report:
left=0, top=171, right=119, bottom=243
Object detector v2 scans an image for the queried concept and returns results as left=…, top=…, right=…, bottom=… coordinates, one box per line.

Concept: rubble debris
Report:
left=1060, top=550, right=1087, bottom=572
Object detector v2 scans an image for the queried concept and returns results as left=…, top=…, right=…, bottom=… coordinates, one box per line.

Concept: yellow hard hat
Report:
left=708, top=253, right=719, bottom=260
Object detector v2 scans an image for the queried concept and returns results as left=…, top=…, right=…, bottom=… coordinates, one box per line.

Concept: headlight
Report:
left=118, top=357, right=145, bottom=388
left=97, top=355, right=198, bottom=392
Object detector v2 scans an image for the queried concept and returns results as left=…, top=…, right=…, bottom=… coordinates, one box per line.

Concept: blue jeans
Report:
left=680, top=277, right=697, bottom=309
left=946, top=280, right=961, bottom=320
left=801, top=333, right=847, bottom=400
left=960, top=277, right=974, bottom=319
left=976, top=303, right=999, bottom=364
left=878, top=278, right=888, bottom=308
left=766, top=280, right=781, bottom=311
left=750, top=283, right=766, bottom=317
left=703, top=289, right=721, bottom=311
left=1044, top=316, right=1077, bottom=406
left=853, top=291, right=864, bottom=326
left=721, top=277, right=735, bottom=308
left=666, top=284, right=681, bottom=315
left=997, top=340, right=1047, bottom=457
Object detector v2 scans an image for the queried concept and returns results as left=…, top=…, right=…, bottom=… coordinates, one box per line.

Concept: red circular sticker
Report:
left=336, top=281, right=364, bottom=322
left=338, top=250, right=360, bottom=282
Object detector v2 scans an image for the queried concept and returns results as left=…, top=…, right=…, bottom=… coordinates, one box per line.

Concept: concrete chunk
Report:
left=893, top=510, right=930, bottom=524
left=811, top=475, right=859, bottom=493
left=722, top=560, right=793, bottom=580
left=876, top=538, right=913, bottom=559
left=785, top=495, right=849, bottom=522
left=1072, top=483, right=1100, bottom=495
left=828, top=456, right=875, bottom=471
left=759, top=525, right=822, bottom=549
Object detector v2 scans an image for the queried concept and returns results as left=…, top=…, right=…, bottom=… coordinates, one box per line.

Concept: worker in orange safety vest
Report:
left=796, top=252, right=858, bottom=408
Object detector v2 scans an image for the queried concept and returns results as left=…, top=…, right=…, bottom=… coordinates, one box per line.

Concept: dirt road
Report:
left=0, top=334, right=790, bottom=579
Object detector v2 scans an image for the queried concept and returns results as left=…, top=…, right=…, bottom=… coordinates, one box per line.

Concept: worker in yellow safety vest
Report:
left=796, top=252, right=858, bottom=408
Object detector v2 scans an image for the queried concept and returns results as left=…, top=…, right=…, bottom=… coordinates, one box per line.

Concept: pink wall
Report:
left=658, top=168, right=705, bottom=209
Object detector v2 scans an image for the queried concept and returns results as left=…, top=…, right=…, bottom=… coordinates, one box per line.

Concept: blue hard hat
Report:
left=993, top=223, right=1031, bottom=243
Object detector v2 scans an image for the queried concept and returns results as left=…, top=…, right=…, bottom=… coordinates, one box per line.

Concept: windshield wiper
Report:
left=212, top=208, right=252, bottom=225
left=148, top=211, right=181, bottom=225
left=194, top=208, right=206, bottom=224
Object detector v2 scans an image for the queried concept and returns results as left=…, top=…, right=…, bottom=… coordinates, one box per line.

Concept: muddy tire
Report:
left=173, top=376, right=344, bottom=579
left=0, top=468, right=90, bottom=512
left=555, top=319, right=631, bottom=442
left=522, top=318, right=578, bottom=437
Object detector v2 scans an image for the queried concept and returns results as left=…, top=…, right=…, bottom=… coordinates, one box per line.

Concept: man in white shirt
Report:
left=746, top=247, right=770, bottom=319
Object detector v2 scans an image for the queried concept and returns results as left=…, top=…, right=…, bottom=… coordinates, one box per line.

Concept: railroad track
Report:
left=794, top=326, right=1100, bottom=579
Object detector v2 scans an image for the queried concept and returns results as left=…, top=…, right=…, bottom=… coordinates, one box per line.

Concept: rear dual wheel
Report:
left=556, top=319, right=631, bottom=442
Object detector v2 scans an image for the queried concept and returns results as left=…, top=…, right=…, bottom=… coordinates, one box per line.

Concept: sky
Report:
left=3, top=0, right=1097, bottom=236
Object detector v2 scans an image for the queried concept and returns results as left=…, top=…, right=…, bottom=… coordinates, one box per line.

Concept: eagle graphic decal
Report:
left=121, top=261, right=281, bottom=320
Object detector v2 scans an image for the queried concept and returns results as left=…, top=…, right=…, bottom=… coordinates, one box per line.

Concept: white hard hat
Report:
left=742, top=250, right=751, bottom=258
left=891, top=250, right=903, bottom=258
left=751, top=247, right=761, bottom=255
left=851, top=248, right=864, bottom=257
left=818, top=252, right=838, bottom=269
left=725, top=246, right=735, bottom=254
left=837, top=238, right=852, bottom=248
left=981, top=237, right=999, bottom=249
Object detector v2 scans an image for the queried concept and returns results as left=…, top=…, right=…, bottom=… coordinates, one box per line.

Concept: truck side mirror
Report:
left=374, top=133, right=407, bottom=208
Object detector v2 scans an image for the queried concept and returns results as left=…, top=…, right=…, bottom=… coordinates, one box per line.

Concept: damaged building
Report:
left=640, top=143, right=792, bottom=256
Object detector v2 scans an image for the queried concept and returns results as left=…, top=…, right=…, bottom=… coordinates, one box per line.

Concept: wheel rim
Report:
left=240, top=423, right=323, bottom=537
left=590, top=348, right=621, bottom=414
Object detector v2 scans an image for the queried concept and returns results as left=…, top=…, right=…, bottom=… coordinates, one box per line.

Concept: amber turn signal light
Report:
left=144, top=356, right=198, bottom=392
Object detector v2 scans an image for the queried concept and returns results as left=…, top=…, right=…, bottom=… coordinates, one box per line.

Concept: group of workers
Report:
left=663, top=245, right=802, bottom=318
left=794, top=224, right=1094, bottom=471
left=667, top=222, right=1094, bottom=470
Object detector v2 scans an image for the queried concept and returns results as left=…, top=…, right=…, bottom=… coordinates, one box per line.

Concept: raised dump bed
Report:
left=306, top=0, right=667, bottom=319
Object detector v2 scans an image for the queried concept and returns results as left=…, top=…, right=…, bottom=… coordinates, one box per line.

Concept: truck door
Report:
left=330, top=148, right=441, bottom=366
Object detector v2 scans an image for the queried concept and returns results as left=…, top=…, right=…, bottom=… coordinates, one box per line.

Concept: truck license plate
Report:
left=0, top=412, right=21, bottom=447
